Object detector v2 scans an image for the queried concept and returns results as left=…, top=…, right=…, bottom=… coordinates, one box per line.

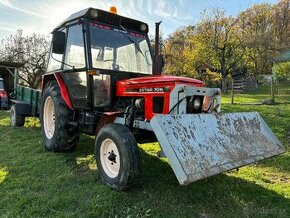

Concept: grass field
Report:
left=223, top=82, right=290, bottom=104
left=0, top=96, right=289, bottom=217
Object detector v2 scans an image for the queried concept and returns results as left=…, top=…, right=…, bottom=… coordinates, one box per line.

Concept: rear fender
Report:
left=11, top=100, right=31, bottom=116
left=42, top=73, right=73, bottom=110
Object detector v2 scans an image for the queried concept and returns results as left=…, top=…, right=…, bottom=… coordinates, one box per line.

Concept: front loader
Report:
left=11, top=7, right=285, bottom=190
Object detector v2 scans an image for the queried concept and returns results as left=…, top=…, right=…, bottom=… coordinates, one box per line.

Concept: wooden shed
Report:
left=0, top=61, right=22, bottom=96
left=195, top=63, right=220, bottom=75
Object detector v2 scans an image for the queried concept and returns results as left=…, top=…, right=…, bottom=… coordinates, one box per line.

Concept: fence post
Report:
left=271, top=76, right=275, bottom=103
left=231, top=79, right=234, bottom=104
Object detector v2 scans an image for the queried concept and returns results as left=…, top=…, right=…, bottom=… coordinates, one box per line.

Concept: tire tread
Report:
left=41, top=80, right=79, bottom=152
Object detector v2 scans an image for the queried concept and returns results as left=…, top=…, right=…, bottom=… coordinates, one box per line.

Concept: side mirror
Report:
left=52, top=31, right=66, bottom=54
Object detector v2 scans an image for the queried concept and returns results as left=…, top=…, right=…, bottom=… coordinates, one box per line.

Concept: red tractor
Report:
left=11, top=7, right=285, bottom=190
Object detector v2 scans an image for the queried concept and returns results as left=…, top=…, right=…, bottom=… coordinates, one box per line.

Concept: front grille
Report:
left=153, top=96, right=164, bottom=113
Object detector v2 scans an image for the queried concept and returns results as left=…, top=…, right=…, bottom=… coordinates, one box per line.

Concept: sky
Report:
left=0, top=0, right=279, bottom=39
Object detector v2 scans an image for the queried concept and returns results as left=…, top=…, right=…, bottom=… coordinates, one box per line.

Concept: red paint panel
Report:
left=54, top=74, right=73, bottom=110
left=117, top=75, right=204, bottom=86
left=116, top=75, right=204, bottom=120
left=96, top=111, right=122, bottom=135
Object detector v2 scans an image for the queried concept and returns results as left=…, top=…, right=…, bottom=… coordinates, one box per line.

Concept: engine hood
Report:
left=118, top=75, right=204, bottom=86
left=116, top=75, right=204, bottom=97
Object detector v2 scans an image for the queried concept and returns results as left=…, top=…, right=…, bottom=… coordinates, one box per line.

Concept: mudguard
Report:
left=10, top=100, right=31, bottom=116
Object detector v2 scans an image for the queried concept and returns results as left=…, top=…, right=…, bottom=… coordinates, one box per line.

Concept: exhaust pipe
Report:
left=153, top=21, right=162, bottom=75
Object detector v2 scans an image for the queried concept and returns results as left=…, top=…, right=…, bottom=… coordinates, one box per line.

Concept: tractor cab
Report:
left=46, top=7, right=153, bottom=110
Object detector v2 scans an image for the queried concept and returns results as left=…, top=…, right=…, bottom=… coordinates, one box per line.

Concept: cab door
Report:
left=60, top=24, right=88, bottom=109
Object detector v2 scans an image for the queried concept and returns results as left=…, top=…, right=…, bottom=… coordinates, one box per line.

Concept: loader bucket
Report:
left=150, top=112, right=285, bottom=185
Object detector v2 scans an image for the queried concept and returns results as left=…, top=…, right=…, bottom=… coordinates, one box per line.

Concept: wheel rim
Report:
left=100, top=138, right=120, bottom=178
left=43, top=96, right=55, bottom=139
left=10, top=108, right=15, bottom=125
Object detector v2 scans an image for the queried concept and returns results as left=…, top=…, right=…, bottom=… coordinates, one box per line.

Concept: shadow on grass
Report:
left=70, top=135, right=290, bottom=217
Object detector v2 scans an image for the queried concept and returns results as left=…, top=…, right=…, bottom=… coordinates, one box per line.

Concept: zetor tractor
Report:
left=18, top=7, right=284, bottom=190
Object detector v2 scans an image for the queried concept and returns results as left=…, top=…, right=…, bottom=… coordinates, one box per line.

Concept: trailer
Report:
left=10, top=84, right=40, bottom=126
left=10, top=6, right=285, bottom=190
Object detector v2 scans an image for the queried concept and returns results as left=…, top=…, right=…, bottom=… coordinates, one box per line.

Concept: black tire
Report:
left=40, top=80, right=79, bottom=152
left=95, top=123, right=140, bottom=191
left=10, top=104, right=25, bottom=127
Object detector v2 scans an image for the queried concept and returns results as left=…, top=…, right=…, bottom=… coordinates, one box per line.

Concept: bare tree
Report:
left=0, top=30, right=49, bottom=89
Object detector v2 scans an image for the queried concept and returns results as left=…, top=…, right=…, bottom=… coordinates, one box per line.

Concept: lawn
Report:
left=0, top=98, right=289, bottom=217
left=223, top=82, right=290, bottom=104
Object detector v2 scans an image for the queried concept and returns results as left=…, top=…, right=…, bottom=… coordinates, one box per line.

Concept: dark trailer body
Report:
left=0, top=61, right=22, bottom=109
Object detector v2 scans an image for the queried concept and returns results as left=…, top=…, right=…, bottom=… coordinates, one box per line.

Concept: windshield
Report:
left=89, top=22, right=152, bottom=75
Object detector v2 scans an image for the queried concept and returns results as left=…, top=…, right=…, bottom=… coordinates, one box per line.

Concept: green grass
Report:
left=223, top=82, right=290, bottom=104
left=0, top=98, right=290, bottom=217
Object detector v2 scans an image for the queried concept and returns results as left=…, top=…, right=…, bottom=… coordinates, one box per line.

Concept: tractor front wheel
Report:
left=95, top=123, right=140, bottom=190
left=41, top=80, right=79, bottom=152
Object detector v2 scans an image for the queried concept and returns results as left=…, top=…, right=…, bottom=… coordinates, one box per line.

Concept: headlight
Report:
left=90, top=9, right=99, bottom=19
left=135, top=98, right=144, bottom=109
left=140, top=23, right=147, bottom=32
left=187, top=96, right=203, bottom=113
left=193, top=97, right=201, bottom=110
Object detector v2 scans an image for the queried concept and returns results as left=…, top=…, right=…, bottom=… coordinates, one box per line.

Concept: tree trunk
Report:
left=221, top=75, right=228, bottom=94
left=220, top=51, right=228, bottom=94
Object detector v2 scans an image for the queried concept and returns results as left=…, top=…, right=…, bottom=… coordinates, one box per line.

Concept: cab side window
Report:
left=64, top=25, right=86, bottom=69
left=61, top=24, right=87, bottom=108
left=47, top=29, right=66, bottom=72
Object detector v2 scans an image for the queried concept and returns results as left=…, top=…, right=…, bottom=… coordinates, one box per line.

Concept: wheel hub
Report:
left=100, top=139, right=120, bottom=178
left=108, top=150, right=117, bottom=163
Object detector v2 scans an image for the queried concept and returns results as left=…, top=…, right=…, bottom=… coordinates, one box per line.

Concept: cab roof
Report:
left=54, top=7, right=149, bottom=34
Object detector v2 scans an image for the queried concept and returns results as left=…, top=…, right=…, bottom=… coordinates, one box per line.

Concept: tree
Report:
left=0, top=30, right=49, bottom=89
left=238, top=4, right=278, bottom=77
left=196, top=8, right=241, bottom=93
left=272, top=0, right=290, bottom=48
left=273, top=61, right=290, bottom=81
left=163, top=1, right=290, bottom=93
left=164, top=27, right=188, bottom=76
left=164, top=10, right=242, bottom=92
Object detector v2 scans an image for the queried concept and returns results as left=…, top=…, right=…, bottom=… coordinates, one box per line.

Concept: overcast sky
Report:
left=0, top=0, right=279, bottom=39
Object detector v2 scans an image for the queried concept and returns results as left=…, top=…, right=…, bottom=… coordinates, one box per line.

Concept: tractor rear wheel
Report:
left=41, top=80, right=79, bottom=152
left=95, top=123, right=140, bottom=190
left=10, top=104, right=25, bottom=127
